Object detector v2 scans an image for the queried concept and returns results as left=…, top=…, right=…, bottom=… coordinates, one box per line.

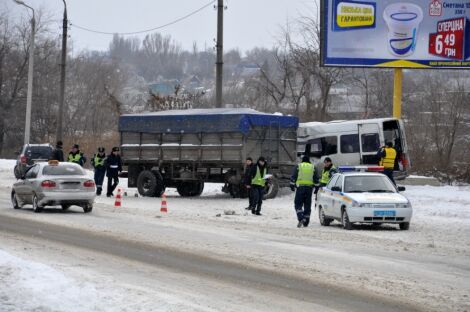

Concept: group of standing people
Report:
left=242, top=141, right=398, bottom=228
left=50, top=141, right=122, bottom=197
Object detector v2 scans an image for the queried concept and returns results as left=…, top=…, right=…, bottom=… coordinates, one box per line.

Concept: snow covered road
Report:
left=0, top=159, right=469, bottom=311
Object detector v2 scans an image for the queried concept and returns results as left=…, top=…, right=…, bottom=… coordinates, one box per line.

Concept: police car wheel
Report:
left=399, top=222, right=410, bottom=231
left=342, top=209, right=352, bottom=230
left=319, top=207, right=331, bottom=226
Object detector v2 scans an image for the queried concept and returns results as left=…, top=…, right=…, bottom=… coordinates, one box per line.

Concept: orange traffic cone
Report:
left=114, top=188, right=122, bottom=207
left=160, top=193, right=168, bottom=213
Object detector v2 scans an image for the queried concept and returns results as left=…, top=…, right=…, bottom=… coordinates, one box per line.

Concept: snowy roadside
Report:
left=1, top=159, right=470, bottom=311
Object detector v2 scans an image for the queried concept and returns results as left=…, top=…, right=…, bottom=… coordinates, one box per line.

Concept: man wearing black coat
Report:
left=243, top=157, right=254, bottom=210
left=105, top=147, right=123, bottom=197
left=50, top=141, right=64, bottom=162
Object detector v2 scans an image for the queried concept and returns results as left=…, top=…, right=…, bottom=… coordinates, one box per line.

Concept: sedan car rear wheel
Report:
left=11, top=191, right=21, bottom=209
left=83, top=204, right=93, bottom=213
left=342, top=209, right=353, bottom=230
left=32, top=195, right=43, bottom=213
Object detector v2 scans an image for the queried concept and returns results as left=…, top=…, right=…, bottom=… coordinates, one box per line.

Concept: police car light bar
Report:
left=338, top=166, right=384, bottom=172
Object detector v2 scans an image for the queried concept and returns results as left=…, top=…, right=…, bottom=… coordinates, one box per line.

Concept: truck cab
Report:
left=297, top=118, right=410, bottom=180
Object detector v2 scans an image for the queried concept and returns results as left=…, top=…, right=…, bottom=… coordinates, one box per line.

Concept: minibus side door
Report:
left=358, top=123, right=381, bottom=165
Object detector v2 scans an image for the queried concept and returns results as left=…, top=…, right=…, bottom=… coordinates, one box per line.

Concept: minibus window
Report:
left=340, top=134, right=360, bottom=153
left=361, top=133, right=380, bottom=152
left=307, top=137, right=337, bottom=157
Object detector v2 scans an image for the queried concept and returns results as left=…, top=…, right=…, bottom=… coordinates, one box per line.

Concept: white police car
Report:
left=316, top=166, right=412, bottom=230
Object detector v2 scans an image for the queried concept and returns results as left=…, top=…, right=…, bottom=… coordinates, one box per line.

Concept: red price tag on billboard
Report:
left=429, top=17, right=466, bottom=60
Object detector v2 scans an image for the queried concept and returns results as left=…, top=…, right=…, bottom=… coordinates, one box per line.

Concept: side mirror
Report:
left=331, top=186, right=342, bottom=192
left=397, top=186, right=406, bottom=192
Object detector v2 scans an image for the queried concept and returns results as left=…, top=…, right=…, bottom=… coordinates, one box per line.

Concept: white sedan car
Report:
left=316, top=168, right=412, bottom=230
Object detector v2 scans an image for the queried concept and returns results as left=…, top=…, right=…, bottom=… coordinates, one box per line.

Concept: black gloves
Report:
left=290, top=182, right=296, bottom=192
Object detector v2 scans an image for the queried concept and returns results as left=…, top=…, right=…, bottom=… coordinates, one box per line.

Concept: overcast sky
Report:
left=3, top=0, right=316, bottom=54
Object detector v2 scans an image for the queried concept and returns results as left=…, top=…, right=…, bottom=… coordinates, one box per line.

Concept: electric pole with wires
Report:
left=215, top=0, right=224, bottom=108
left=56, top=0, right=67, bottom=142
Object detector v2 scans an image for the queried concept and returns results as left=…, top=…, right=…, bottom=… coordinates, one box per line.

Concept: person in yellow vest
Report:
left=314, top=157, right=338, bottom=200
left=91, top=147, right=107, bottom=196
left=247, top=156, right=268, bottom=215
left=290, top=155, right=319, bottom=228
left=68, top=144, right=86, bottom=167
left=377, top=141, right=397, bottom=185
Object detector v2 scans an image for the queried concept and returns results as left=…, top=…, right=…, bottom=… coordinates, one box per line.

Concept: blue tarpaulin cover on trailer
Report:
left=119, top=108, right=299, bottom=134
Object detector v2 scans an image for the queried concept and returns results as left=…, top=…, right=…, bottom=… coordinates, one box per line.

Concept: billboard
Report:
left=321, top=0, right=470, bottom=68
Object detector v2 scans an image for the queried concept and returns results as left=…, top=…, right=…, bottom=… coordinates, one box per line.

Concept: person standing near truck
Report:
left=315, top=157, right=337, bottom=199
left=290, top=155, right=318, bottom=228
left=248, top=157, right=268, bottom=216
left=50, top=140, right=64, bottom=162
left=377, top=141, right=397, bottom=185
left=105, top=147, right=122, bottom=197
left=68, top=144, right=86, bottom=167
left=91, top=147, right=107, bottom=196
left=243, top=157, right=255, bottom=210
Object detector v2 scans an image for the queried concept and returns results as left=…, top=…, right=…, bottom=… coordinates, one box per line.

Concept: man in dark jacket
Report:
left=247, top=156, right=268, bottom=215
left=68, top=144, right=86, bottom=167
left=92, top=147, right=107, bottom=196
left=105, top=147, right=122, bottom=197
left=50, top=141, right=64, bottom=162
left=243, top=157, right=255, bottom=210
left=290, top=155, right=319, bottom=228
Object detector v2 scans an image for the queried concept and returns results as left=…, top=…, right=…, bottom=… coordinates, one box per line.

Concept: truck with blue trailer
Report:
left=119, top=108, right=299, bottom=199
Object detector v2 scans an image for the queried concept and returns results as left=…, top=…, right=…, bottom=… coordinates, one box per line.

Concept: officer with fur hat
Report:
left=91, top=147, right=107, bottom=195
left=105, top=146, right=122, bottom=197
left=68, top=144, right=86, bottom=167
left=290, top=155, right=319, bottom=228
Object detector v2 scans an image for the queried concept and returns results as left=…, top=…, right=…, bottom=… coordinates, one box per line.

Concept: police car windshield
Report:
left=344, top=176, right=396, bottom=193
left=43, top=165, right=84, bottom=176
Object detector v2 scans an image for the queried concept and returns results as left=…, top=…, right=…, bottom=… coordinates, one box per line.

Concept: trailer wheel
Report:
left=177, top=181, right=204, bottom=197
left=137, top=170, right=157, bottom=197
left=229, top=183, right=248, bottom=198
left=264, top=177, right=279, bottom=199
left=151, top=171, right=166, bottom=198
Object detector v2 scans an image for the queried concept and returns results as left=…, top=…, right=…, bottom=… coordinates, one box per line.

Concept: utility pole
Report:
left=13, top=0, right=35, bottom=145
left=215, top=0, right=224, bottom=108
left=56, top=0, right=67, bottom=142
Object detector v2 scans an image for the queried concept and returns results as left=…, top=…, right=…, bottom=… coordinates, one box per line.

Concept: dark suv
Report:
left=14, top=144, right=54, bottom=179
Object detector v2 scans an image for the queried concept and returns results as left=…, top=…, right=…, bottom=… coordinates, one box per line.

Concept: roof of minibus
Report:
left=298, top=118, right=400, bottom=137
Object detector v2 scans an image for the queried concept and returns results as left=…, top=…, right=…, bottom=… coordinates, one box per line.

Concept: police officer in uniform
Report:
left=68, top=144, right=86, bottom=167
left=290, top=155, right=318, bottom=228
left=247, top=156, right=268, bottom=215
left=91, top=147, right=107, bottom=195
left=319, top=157, right=337, bottom=186
left=377, top=141, right=397, bottom=185
left=105, top=147, right=122, bottom=197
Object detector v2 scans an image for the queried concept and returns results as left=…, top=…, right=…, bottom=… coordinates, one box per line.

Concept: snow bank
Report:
left=0, top=249, right=99, bottom=311
left=0, top=159, right=17, bottom=188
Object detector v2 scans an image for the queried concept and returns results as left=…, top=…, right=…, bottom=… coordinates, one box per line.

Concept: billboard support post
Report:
left=393, top=68, right=402, bottom=119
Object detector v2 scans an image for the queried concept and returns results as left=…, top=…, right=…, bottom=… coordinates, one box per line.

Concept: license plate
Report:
left=374, top=210, right=396, bottom=217
left=61, top=183, right=80, bottom=189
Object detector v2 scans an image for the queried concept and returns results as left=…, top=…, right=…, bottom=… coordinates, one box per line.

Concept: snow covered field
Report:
left=0, top=159, right=469, bottom=311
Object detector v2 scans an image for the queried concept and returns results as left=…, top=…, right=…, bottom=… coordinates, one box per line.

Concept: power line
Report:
left=70, top=0, right=215, bottom=36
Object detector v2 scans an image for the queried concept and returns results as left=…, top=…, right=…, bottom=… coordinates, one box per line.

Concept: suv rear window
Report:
left=25, top=146, right=53, bottom=159
left=43, top=165, right=84, bottom=176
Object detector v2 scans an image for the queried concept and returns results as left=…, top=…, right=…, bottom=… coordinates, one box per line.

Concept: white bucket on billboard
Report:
left=383, top=3, right=423, bottom=57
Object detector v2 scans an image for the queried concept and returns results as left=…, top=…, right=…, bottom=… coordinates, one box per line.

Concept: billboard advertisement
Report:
left=322, top=0, right=470, bottom=68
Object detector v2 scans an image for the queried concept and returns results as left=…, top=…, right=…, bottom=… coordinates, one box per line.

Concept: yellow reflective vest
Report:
left=251, top=167, right=266, bottom=187
left=296, top=162, right=314, bottom=186
left=68, top=153, right=81, bottom=163
left=320, top=165, right=336, bottom=185
left=380, top=147, right=397, bottom=169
